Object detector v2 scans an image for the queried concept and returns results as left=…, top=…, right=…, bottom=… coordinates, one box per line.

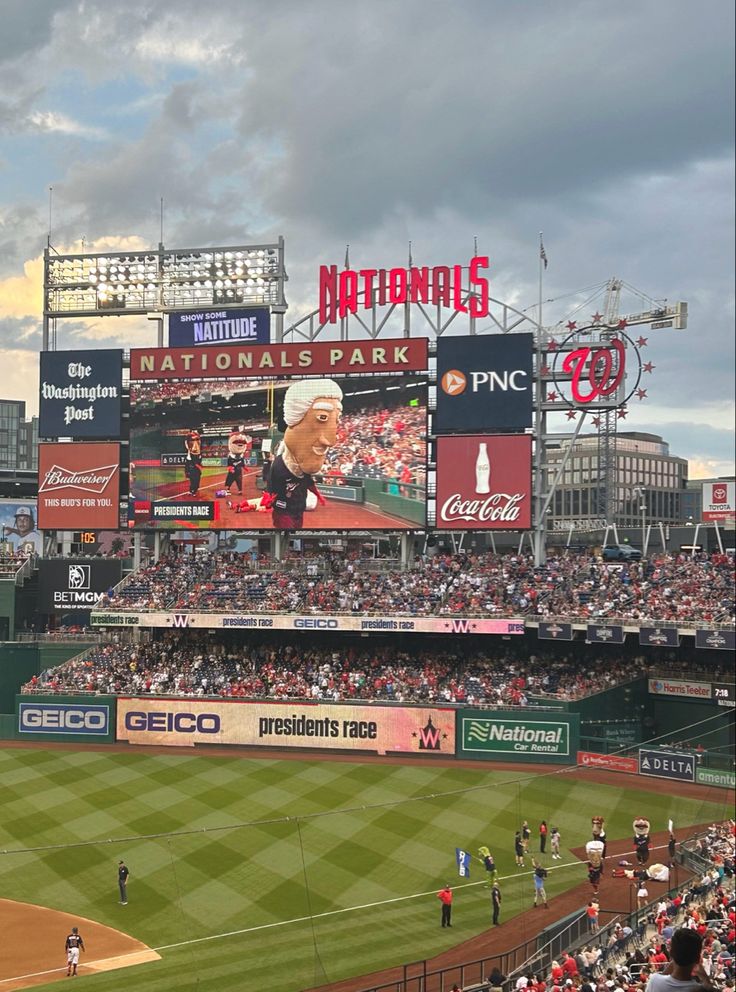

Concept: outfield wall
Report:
left=115, top=696, right=457, bottom=757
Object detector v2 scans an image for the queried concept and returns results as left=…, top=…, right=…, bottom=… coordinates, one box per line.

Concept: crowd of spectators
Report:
left=21, top=635, right=733, bottom=702
left=322, top=403, right=427, bottom=488
left=98, top=550, right=735, bottom=624
left=505, top=821, right=735, bottom=992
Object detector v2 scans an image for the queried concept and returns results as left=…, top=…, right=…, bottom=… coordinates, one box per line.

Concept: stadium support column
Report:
left=42, top=246, right=51, bottom=351
left=400, top=533, right=411, bottom=569
left=533, top=237, right=547, bottom=567
left=133, top=532, right=142, bottom=569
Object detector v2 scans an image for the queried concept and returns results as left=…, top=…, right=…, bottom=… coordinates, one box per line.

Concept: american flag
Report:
left=540, top=239, right=548, bottom=269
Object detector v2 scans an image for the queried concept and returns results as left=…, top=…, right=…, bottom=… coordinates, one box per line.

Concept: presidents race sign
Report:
left=117, top=697, right=456, bottom=757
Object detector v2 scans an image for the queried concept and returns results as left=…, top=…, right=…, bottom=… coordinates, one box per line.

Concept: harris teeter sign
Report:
left=457, top=710, right=579, bottom=764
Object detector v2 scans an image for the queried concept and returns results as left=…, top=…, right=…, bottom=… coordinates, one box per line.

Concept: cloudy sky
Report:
left=0, top=0, right=733, bottom=477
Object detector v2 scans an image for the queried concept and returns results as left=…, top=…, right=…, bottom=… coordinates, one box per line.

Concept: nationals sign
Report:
left=37, top=443, right=121, bottom=529
left=319, top=257, right=490, bottom=324
left=551, top=329, right=642, bottom=409
left=435, top=435, right=532, bottom=530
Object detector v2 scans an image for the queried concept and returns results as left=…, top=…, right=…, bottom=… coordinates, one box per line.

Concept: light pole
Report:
left=634, top=485, right=647, bottom=554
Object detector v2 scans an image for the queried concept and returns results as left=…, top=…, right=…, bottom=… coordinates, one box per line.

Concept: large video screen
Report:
left=128, top=373, right=427, bottom=530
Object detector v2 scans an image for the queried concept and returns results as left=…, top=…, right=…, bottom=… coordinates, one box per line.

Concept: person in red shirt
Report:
left=562, top=954, right=579, bottom=978
left=540, top=821, right=549, bottom=854
left=437, top=884, right=453, bottom=927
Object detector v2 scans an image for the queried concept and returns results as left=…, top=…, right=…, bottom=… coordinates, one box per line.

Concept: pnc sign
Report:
left=318, top=257, right=490, bottom=324
left=435, top=333, right=533, bottom=432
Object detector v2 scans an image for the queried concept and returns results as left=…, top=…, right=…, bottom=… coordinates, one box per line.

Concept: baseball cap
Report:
left=15, top=506, right=32, bottom=516
left=72, top=926, right=78, bottom=933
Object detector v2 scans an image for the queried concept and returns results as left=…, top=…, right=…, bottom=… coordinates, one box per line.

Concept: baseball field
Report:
left=0, top=746, right=730, bottom=992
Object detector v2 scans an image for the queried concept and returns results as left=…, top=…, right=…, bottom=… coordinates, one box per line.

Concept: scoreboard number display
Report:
left=713, top=683, right=735, bottom=707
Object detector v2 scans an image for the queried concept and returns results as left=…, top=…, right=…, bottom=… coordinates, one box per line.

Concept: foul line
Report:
left=0, top=844, right=670, bottom=984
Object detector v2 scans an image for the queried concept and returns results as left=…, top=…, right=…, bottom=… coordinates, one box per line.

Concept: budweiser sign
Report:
left=39, top=464, right=118, bottom=494
left=38, top=443, right=121, bottom=530
left=435, top=435, right=532, bottom=531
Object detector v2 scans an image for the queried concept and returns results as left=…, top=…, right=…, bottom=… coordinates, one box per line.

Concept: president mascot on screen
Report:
left=269, top=379, right=343, bottom=529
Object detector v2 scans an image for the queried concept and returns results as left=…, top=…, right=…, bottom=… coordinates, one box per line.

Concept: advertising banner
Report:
left=130, top=337, right=428, bottom=380
left=39, top=350, right=123, bottom=439
left=15, top=694, right=116, bottom=743
left=537, top=622, right=574, bottom=641
left=168, top=307, right=270, bottom=347
left=0, top=500, right=42, bottom=555
left=639, top=626, right=680, bottom=648
left=638, top=748, right=696, bottom=783
left=90, top=610, right=526, bottom=635
left=577, top=751, right=638, bottom=774
left=435, top=435, right=532, bottom=530
left=586, top=624, right=625, bottom=645
left=129, top=370, right=427, bottom=531
left=713, top=683, right=735, bottom=708
left=435, top=333, right=533, bottom=433
left=38, top=559, right=122, bottom=613
left=647, top=678, right=712, bottom=702
left=116, top=697, right=456, bottom=755
left=695, top=629, right=736, bottom=651
left=456, top=710, right=579, bottom=764
left=702, top=481, right=735, bottom=523
left=696, top=767, right=736, bottom=789
left=38, top=443, right=121, bottom=529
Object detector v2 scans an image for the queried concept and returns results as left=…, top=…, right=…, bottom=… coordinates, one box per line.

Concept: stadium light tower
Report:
left=42, top=239, right=287, bottom=350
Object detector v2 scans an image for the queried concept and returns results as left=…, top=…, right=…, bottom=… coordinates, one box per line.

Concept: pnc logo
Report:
left=440, top=370, right=467, bottom=395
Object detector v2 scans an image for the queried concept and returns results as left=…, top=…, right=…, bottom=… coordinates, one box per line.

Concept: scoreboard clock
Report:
left=713, top=683, right=735, bottom=707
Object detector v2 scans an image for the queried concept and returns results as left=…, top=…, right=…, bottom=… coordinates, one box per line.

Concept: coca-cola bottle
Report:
left=475, top=442, right=490, bottom=494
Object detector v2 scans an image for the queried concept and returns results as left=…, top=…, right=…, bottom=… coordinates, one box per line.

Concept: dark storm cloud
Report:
left=0, top=0, right=731, bottom=471
left=0, top=0, right=76, bottom=63
left=634, top=421, right=735, bottom=466
left=233, top=0, right=734, bottom=236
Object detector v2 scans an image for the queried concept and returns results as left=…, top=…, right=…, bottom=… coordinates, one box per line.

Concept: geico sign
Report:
left=293, top=618, right=339, bottom=629
left=124, top=711, right=221, bottom=734
left=19, top=705, right=108, bottom=734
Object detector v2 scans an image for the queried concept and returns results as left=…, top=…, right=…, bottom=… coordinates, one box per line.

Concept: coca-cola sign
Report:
left=38, top=443, right=121, bottom=529
left=435, top=435, right=532, bottom=531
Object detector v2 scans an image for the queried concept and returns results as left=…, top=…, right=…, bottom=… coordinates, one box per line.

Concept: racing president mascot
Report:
left=268, top=379, right=343, bottom=530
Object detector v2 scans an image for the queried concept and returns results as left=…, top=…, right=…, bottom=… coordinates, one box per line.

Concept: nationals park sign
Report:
left=456, top=710, right=579, bottom=764
left=130, top=337, right=428, bottom=380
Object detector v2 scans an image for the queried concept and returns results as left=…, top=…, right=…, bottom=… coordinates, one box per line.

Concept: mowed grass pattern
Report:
left=0, top=748, right=730, bottom=992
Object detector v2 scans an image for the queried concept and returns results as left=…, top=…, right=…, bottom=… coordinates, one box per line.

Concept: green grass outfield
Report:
left=0, top=747, right=730, bottom=992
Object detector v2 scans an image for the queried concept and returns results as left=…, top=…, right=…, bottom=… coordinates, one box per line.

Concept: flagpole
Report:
left=534, top=233, right=547, bottom=567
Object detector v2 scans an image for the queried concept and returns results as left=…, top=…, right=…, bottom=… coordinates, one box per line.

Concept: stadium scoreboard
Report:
left=714, top=683, right=735, bottom=707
